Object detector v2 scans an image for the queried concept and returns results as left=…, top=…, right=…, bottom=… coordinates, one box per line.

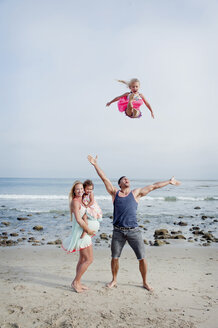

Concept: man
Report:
left=87, top=155, right=181, bottom=291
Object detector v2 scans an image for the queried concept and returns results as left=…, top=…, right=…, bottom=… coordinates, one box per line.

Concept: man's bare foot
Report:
left=170, top=176, right=181, bottom=186
left=71, top=281, right=84, bottom=293
left=81, top=284, right=89, bottom=290
left=106, top=280, right=117, bottom=288
left=143, top=283, right=153, bottom=291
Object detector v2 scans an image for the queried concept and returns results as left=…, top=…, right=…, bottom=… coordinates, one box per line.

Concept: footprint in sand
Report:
left=13, top=285, right=26, bottom=291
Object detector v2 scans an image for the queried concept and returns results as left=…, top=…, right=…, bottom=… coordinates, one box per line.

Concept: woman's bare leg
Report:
left=72, top=245, right=93, bottom=293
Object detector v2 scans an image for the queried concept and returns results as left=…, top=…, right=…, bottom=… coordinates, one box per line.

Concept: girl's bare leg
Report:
left=72, top=245, right=93, bottom=293
left=126, top=93, right=134, bottom=117
left=126, top=94, right=140, bottom=118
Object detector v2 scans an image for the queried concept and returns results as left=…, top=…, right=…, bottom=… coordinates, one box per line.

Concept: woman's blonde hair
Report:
left=69, top=180, right=83, bottom=221
left=117, top=78, right=140, bottom=88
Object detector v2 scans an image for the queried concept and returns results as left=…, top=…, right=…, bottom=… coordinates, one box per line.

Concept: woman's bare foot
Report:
left=143, top=283, right=153, bottom=291
left=170, top=176, right=181, bottom=186
left=106, top=280, right=117, bottom=288
left=71, top=281, right=84, bottom=293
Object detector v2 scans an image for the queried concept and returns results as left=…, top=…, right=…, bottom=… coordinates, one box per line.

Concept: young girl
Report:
left=83, top=180, right=102, bottom=220
left=106, top=78, right=155, bottom=119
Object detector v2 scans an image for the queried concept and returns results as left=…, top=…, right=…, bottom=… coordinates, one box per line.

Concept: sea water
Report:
left=0, top=178, right=217, bottom=246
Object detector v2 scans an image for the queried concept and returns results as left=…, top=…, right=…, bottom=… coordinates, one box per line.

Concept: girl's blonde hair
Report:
left=69, top=180, right=83, bottom=221
left=117, top=78, right=140, bottom=88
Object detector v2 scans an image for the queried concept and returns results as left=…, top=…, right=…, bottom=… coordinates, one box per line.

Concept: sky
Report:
left=0, top=0, right=218, bottom=180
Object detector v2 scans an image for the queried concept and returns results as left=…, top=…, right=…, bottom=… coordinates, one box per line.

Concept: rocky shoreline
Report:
left=1, top=205, right=217, bottom=248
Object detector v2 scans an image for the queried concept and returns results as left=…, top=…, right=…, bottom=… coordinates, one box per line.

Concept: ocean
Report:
left=0, top=178, right=217, bottom=247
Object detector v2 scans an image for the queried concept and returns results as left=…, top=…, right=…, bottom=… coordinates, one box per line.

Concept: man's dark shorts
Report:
left=111, top=226, right=145, bottom=260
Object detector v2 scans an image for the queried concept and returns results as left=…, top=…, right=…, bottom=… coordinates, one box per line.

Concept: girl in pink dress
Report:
left=106, top=78, right=155, bottom=119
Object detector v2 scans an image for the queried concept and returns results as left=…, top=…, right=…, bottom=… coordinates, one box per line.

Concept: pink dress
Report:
left=118, top=93, right=143, bottom=118
left=83, top=194, right=102, bottom=220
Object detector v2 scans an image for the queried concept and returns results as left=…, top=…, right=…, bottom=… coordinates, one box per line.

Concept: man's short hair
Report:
left=118, top=176, right=126, bottom=186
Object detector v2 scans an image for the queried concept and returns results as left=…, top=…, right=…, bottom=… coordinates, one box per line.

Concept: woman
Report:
left=62, top=181, right=99, bottom=293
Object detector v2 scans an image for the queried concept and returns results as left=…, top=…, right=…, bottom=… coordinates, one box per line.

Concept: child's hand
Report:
left=151, top=111, right=155, bottom=119
left=87, top=229, right=95, bottom=236
left=106, top=102, right=111, bottom=107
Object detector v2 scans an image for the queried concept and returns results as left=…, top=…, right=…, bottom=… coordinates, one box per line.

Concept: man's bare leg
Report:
left=139, top=258, right=153, bottom=291
left=107, top=258, right=119, bottom=288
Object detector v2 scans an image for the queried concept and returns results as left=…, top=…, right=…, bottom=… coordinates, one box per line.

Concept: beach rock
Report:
left=154, top=229, right=169, bottom=237
left=171, top=230, right=180, bottom=235
left=143, top=239, right=148, bottom=245
left=33, top=225, right=43, bottom=231
left=109, top=234, right=112, bottom=238
left=194, top=206, right=201, bottom=210
left=27, top=214, right=32, bottom=217
left=0, top=236, right=8, bottom=240
left=2, top=232, right=8, bottom=235
left=188, top=239, right=194, bottom=243
left=17, top=238, right=23, bottom=242
left=10, top=233, right=19, bottom=237
left=6, top=240, right=18, bottom=246
left=32, top=243, right=40, bottom=246
left=95, top=238, right=100, bottom=243
left=192, top=230, right=204, bottom=235
left=109, top=216, right=113, bottom=219
left=28, top=237, right=36, bottom=242
left=144, top=220, right=150, bottom=223
left=154, top=240, right=167, bottom=246
left=20, top=229, right=25, bottom=232
left=202, top=232, right=215, bottom=241
left=178, top=216, right=184, bottom=218
left=1, top=221, right=10, bottom=226
left=17, top=217, right=29, bottom=221
left=178, top=221, right=188, bottom=226
left=149, top=240, right=154, bottom=246
left=202, top=242, right=210, bottom=247
left=174, top=235, right=186, bottom=240
left=100, top=233, right=109, bottom=240
left=201, top=215, right=208, bottom=220
left=54, top=239, right=62, bottom=245
left=213, top=219, right=218, bottom=223
left=47, top=241, right=55, bottom=245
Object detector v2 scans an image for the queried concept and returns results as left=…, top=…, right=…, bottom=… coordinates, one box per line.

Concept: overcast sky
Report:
left=0, top=0, right=217, bottom=180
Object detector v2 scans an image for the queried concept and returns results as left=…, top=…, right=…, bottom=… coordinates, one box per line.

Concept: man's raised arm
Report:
left=134, top=176, right=181, bottom=200
left=87, top=155, right=117, bottom=196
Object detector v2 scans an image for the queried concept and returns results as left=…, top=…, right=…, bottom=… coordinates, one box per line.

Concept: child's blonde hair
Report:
left=117, top=78, right=140, bottom=88
left=69, top=180, right=83, bottom=221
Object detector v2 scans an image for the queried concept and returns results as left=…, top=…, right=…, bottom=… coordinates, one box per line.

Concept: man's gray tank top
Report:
left=113, top=191, right=138, bottom=228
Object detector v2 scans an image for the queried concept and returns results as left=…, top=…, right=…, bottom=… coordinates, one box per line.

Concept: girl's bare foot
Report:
left=106, top=280, right=117, bottom=288
left=143, top=283, right=153, bottom=291
left=71, top=281, right=84, bottom=293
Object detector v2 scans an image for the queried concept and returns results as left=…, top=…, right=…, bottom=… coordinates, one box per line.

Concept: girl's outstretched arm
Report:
left=140, top=94, right=154, bottom=118
left=106, top=92, right=129, bottom=107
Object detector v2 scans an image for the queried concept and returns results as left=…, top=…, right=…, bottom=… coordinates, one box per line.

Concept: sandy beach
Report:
left=0, top=245, right=217, bottom=328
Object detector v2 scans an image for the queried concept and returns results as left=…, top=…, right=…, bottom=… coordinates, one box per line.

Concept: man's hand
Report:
left=169, top=176, right=181, bottom=186
left=87, top=155, right=98, bottom=166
